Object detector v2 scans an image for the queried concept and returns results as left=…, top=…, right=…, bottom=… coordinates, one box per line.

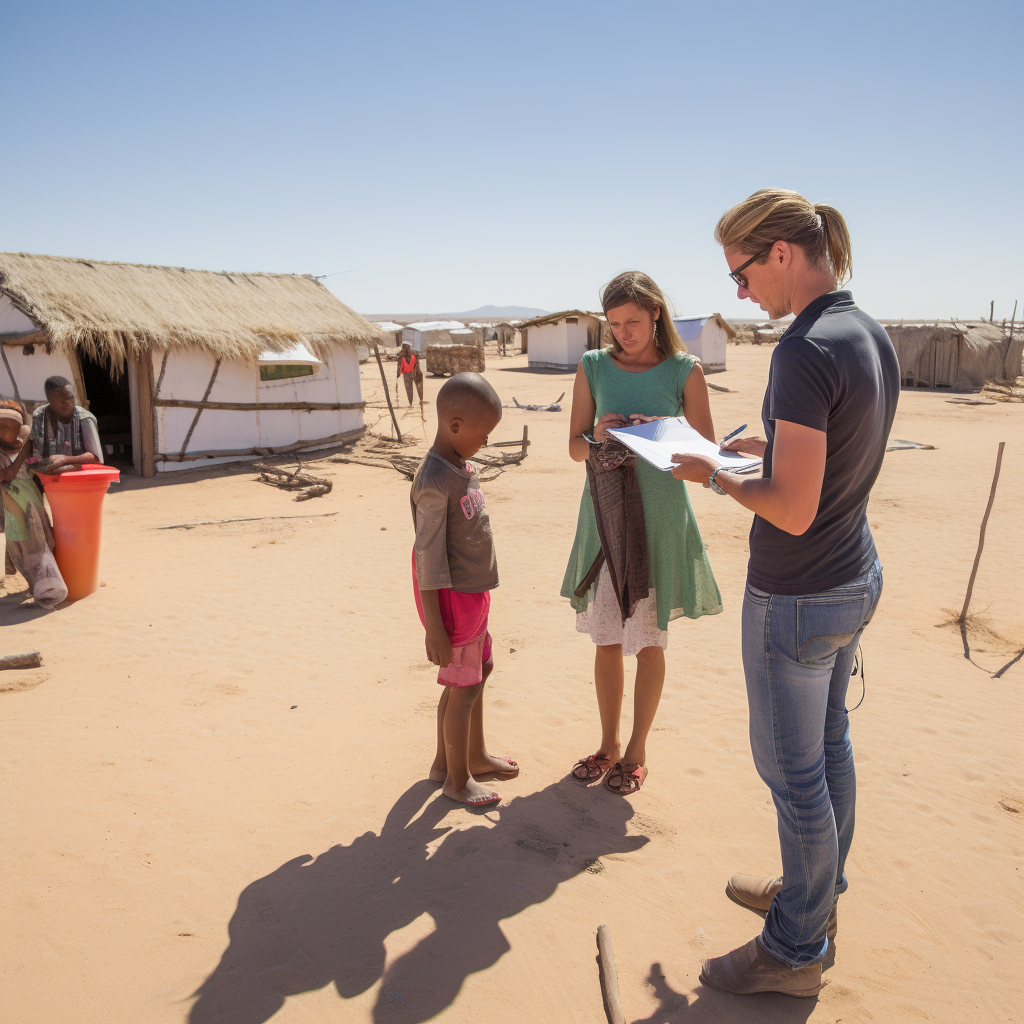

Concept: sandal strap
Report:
left=605, top=761, right=646, bottom=792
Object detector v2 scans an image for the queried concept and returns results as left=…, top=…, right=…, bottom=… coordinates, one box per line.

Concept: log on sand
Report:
left=1, top=652, right=42, bottom=670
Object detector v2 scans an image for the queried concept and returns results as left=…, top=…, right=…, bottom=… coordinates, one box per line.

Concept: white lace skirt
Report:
left=575, top=565, right=667, bottom=656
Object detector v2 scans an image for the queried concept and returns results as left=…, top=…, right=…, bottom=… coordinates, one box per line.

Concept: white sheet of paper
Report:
left=607, top=417, right=762, bottom=473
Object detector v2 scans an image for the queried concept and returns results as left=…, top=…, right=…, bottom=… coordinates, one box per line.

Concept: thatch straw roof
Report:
left=0, top=252, right=384, bottom=368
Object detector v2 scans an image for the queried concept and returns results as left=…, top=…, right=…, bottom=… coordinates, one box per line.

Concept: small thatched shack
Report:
left=519, top=310, right=606, bottom=371
left=0, top=252, right=383, bottom=475
left=494, top=322, right=517, bottom=355
left=883, top=321, right=1023, bottom=390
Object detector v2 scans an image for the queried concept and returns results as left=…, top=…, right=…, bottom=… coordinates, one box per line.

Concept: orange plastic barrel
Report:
left=36, top=465, right=121, bottom=601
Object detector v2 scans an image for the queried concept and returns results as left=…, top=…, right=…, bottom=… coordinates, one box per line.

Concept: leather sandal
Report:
left=571, top=752, right=613, bottom=783
left=603, top=761, right=647, bottom=794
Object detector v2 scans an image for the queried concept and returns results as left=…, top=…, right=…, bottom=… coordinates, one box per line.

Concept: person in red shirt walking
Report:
left=396, top=343, right=424, bottom=407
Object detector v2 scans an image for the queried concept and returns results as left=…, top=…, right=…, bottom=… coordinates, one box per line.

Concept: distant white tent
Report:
left=671, top=314, right=735, bottom=373
left=401, top=320, right=465, bottom=352
left=372, top=321, right=405, bottom=350
left=519, top=310, right=604, bottom=371
left=450, top=328, right=479, bottom=346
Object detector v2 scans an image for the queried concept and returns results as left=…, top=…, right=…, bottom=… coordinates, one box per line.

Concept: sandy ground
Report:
left=2, top=345, right=1022, bottom=1024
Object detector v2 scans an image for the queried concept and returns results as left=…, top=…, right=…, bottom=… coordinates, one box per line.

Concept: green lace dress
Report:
left=561, top=349, right=722, bottom=638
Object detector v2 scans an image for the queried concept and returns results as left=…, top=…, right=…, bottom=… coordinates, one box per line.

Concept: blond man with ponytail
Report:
left=671, top=190, right=900, bottom=997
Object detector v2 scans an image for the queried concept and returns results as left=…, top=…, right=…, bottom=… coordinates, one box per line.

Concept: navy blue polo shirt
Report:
left=747, top=290, right=900, bottom=595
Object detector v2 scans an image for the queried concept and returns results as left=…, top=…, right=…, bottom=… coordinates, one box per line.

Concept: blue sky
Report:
left=2, top=1, right=1021, bottom=319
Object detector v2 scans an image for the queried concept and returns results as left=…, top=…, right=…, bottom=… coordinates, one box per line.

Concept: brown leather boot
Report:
left=727, top=873, right=839, bottom=942
left=700, top=937, right=822, bottom=997
left=727, top=873, right=783, bottom=910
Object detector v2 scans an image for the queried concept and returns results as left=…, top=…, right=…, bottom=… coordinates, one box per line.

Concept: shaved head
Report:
left=436, top=373, right=502, bottom=424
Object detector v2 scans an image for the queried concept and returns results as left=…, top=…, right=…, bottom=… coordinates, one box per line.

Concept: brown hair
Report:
left=715, top=188, right=853, bottom=285
left=600, top=270, right=685, bottom=357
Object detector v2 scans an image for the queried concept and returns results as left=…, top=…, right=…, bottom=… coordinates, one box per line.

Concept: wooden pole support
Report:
left=179, top=358, right=222, bottom=457
left=597, top=925, right=626, bottom=1024
left=154, top=399, right=366, bottom=412
left=0, top=344, right=27, bottom=419
left=0, top=652, right=42, bottom=670
left=959, top=441, right=1005, bottom=626
left=521, top=424, right=529, bottom=459
left=374, top=344, right=403, bottom=443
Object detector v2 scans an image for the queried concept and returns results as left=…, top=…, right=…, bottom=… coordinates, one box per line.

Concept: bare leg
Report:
left=593, top=644, right=625, bottom=762
left=622, top=645, right=665, bottom=766
left=440, top=683, right=499, bottom=804
left=433, top=661, right=517, bottom=780
left=429, top=687, right=450, bottom=780
left=467, top=663, right=519, bottom=778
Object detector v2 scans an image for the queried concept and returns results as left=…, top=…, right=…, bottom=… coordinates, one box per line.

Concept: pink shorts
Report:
left=436, top=629, right=493, bottom=687
left=412, top=547, right=493, bottom=687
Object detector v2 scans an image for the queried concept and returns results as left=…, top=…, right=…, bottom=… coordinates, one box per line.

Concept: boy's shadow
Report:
left=189, top=778, right=648, bottom=1024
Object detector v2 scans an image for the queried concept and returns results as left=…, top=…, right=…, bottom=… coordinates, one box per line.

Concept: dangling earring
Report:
left=653, top=319, right=658, bottom=346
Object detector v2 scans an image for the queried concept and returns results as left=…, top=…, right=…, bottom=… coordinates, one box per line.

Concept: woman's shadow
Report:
left=189, top=777, right=648, bottom=1024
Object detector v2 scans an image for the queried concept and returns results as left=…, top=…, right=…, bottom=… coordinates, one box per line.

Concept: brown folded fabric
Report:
left=575, top=437, right=650, bottom=623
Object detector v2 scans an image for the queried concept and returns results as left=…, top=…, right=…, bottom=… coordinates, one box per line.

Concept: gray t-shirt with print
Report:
left=410, top=451, right=498, bottom=593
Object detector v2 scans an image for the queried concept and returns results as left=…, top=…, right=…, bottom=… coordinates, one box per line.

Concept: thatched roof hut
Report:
left=883, top=320, right=1023, bottom=390
left=0, top=252, right=382, bottom=367
left=517, top=310, right=606, bottom=370
left=0, top=253, right=383, bottom=475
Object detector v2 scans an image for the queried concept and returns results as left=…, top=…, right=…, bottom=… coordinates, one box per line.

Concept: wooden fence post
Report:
left=374, top=344, right=402, bottom=442
left=959, top=441, right=1006, bottom=626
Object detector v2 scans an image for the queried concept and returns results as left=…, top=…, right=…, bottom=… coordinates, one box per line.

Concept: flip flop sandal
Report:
left=475, top=757, right=520, bottom=781
left=444, top=790, right=501, bottom=807
left=603, top=761, right=648, bottom=795
left=571, top=752, right=614, bottom=783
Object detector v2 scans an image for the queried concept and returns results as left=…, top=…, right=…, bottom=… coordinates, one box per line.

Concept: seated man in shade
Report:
left=30, top=376, right=103, bottom=468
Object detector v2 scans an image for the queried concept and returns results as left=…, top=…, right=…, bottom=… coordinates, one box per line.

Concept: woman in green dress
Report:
left=562, top=271, right=722, bottom=794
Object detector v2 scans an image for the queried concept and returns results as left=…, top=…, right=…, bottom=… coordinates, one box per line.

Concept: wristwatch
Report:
left=709, top=466, right=727, bottom=495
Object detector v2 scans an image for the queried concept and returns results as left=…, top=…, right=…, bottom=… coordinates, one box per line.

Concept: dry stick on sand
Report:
left=958, top=441, right=1005, bottom=658
left=154, top=512, right=339, bottom=530
left=596, top=925, right=626, bottom=1024
left=254, top=462, right=333, bottom=501
left=0, top=652, right=42, bottom=670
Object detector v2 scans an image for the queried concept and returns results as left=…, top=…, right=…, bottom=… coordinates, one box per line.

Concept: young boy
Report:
left=410, top=373, right=519, bottom=807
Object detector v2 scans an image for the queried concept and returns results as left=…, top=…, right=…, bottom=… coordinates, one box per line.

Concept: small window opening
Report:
left=260, top=364, right=315, bottom=382
left=566, top=317, right=578, bottom=324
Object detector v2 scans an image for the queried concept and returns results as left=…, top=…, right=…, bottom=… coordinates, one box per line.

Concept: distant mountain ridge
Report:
left=363, top=304, right=548, bottom=321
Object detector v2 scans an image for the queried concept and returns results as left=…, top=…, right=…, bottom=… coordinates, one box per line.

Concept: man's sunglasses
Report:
left=728, top=245, right=774, bottom=288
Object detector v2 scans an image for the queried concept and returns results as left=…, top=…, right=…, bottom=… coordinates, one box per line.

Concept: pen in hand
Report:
left=720, top=423, right=747, bottom=447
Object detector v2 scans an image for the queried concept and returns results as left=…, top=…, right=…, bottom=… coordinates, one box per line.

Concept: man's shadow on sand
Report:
left=189, top=778, right=649, bottom=1024
left=626, top=960, right=817, bottom=1024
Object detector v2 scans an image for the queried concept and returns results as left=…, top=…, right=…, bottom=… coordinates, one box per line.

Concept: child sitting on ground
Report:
left=410, top=373, right=519, bottom=807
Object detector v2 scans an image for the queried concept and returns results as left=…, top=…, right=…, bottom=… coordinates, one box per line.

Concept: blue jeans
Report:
left=742, top=559, right=883, bottom=968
